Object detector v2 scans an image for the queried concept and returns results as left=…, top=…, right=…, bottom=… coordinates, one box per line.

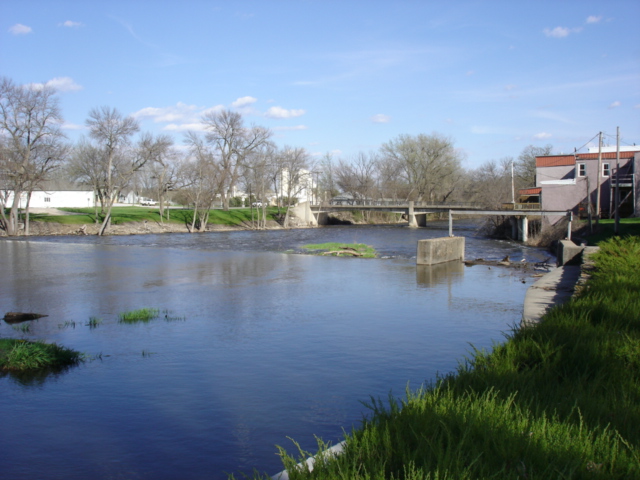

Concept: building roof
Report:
left=536, top=156, right=575, bottom=167
left=519, top=187, right=541, bottom=195
left=536, top=150, right=637, bottom=168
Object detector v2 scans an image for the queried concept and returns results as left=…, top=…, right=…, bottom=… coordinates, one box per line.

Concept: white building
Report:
left=6, top=189, right=95, bottom=209
left=278, top=168, right=317, bottom=204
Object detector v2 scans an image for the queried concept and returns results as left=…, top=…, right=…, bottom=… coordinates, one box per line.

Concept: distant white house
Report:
left=6, top=189, right=95, bottom=209
left=278, top=168, right=317, bottom=204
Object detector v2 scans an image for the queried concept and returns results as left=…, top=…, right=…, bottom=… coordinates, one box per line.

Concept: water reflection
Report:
left=415, top=260, right=465, bottom=287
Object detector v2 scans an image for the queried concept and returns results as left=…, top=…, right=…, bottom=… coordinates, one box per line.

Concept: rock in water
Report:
left=3, top=312, right=48, bottom=324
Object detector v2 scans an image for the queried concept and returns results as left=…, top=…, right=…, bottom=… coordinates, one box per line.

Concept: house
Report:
left=522, top=146, right=639, bottom=225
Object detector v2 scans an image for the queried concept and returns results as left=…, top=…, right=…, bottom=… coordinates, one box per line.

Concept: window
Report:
left=577, top=163, right=586, bottom=177
left=44, top=197, right=51, bottom=202
left=602, top=163, right=610, bottom=177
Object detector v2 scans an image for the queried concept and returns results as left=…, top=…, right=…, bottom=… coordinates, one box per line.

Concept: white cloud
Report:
left=534, top=132, right=552, bottom=139
left=543, top=26, right=581, bottom=38
left=27, top=77, right=83, bottom=92
left=231, top=96, right=257, bottom=108
left=264, top=106, right=305, bottom=119
left=200, top=105, right=225, bottom=116
left=586, top=15, right=602, bottom=24
left=9, top=23, right=32, bottom=35
left=133, top=102, right=201, bottom=123
left=132, top=102, right=231, bottom=132
left=504, top=84, right=517, bottom=91
left=371, top=114, right=390, bottom=123
left=46, top=77, right=83, bottom=92
left=609, top=101, right=621, bottom=109
left=60, top=20, right=83, bottom=28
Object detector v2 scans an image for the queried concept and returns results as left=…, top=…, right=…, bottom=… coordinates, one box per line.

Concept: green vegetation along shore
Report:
left=0, top=338, right=81, bottom=371
left=243, top=235, right=640, bottom=480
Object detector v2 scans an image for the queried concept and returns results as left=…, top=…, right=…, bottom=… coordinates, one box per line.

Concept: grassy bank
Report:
left=0, top=338, right=82, bottom=371
left=247, top=236, right=640, bottom=479
left=29, top=206, right=281, bottom=227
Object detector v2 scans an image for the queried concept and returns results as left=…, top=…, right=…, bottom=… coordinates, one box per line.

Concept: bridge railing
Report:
left=325, top=199, right=485, bottom=208
left=501, top=203, right=542, bottom=211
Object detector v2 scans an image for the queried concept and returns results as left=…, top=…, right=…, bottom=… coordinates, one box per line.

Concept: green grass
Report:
left=118, top=308, right=160, bottom=324
left=0, top=338, right=82, bottom=371
left=302, top=242, right=377, bottom=258
left=29, top=206, right=281, bottom=227
left=238, top=236, right=640, bottom=480
left=585, top=218, right=640, bottom=245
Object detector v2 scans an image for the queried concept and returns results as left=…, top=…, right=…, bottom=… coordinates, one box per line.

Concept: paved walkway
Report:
left=521, top=265, right=582, bottom=327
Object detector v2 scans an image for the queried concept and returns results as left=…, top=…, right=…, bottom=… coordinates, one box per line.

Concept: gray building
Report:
left=531, top=147, right=639, bottom=225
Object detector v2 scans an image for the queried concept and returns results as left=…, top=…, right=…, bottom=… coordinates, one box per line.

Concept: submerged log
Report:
left=322, top=250, right=363, bottom=257
left=3, top=312, right=48, bottom=324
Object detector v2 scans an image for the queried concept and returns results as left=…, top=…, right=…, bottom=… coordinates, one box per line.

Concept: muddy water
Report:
left=0, top=225, right=549, bottom=479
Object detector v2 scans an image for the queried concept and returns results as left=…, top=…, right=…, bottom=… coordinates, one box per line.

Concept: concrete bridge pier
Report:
left=520, top=216, right=528, bottom=243
left=408, top=201, right=418, bottom=228
left=407, top=201, right=428, bottom=227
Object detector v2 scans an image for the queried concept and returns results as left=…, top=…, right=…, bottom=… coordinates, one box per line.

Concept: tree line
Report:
left=1, top=76, right=551, bottom=236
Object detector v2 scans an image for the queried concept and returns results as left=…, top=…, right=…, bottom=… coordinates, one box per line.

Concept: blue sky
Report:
left=2, top=0, right=639, bottom=168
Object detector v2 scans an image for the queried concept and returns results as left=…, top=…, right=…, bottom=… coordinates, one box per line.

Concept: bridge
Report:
left=305, top=201, right=573, bottom=242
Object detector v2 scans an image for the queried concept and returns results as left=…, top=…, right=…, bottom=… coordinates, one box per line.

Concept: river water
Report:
left=0, top=223, right=550, bottom=479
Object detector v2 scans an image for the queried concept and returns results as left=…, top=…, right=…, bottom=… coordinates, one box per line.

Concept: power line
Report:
left=574, top=133, right=600, bottom=153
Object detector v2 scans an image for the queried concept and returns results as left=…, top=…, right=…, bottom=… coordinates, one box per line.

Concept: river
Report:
left=0, top=223, right=550, bottom=479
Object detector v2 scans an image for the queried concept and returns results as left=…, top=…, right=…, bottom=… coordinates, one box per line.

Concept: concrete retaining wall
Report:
left=556, top=239, right=599, bottom=266
left=416, top=237, right=465, bottom=265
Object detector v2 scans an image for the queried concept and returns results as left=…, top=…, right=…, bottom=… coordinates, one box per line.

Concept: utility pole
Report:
left=596, top=131, right=602, bottom=223
left=615, top=127, right=620, bottom=235
left=511, top=159, right=515, bottom=205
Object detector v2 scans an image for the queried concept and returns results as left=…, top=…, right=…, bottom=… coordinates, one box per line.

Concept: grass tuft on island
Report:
left=119, top=308, right=160, bottom=324
left=0, top=338, right=82, bottom=371
left=239, top=236, right=640, bottom=480
left=302, top=242, right=377, bottom=258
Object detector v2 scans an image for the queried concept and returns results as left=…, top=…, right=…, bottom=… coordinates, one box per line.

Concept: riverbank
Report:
left=0, top=206, right=288, bottom=236
left=255, top=236, right=640, bottom=480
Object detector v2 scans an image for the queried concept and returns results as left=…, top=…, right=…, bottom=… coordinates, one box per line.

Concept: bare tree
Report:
left=318, top=153, right=340, bottom=204
left=200, top=109, right=271, bottom=210
left=181, top=131, right=220, bottom=232
left=380, top=133, right=463, bottom=203
left=0, top=77, right=67, bottom=235
left=516, top=144, right=553, bottom=187
left=66, top=137, right=107, bottom=220
left=376, top=152, right=407, bottom=202
left=135, top=133, right=176, bottom=222
left=468, top=157, right=513, bottom=208
left=86, top=106, right=141, bottom=235
left=276, top=146, right=311, bottom=228
left=335, top=152, right=378, bottom=203
left=242, top=144, right=276, bottom=229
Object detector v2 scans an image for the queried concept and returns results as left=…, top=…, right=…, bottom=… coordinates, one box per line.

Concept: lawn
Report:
left=585, top=217, right=640, bottom=245
left=27, top=206, right=281, bottom=227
